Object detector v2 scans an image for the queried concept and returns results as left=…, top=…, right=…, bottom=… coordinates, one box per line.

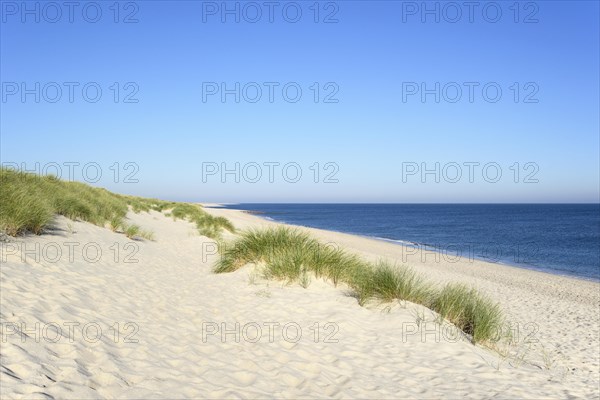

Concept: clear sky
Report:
left=1, top=0, right=599, bottom=203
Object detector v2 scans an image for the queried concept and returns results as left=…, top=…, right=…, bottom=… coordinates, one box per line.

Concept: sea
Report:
left=220, top=204, right=600, bottom=281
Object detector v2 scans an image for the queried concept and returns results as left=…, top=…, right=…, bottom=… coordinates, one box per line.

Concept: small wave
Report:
left=372, top=236, right=421, bottom=247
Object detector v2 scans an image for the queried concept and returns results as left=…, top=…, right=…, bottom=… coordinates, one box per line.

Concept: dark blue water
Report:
left=220, top=204, right=600, bottom=281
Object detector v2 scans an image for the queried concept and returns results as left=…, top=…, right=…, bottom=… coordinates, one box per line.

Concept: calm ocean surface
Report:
left=221, top=204, right=600, bottom=281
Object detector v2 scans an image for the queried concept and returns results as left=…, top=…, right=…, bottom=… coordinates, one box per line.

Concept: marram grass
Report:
left=139, top=229, right=156, bottom=241
left=169, top=203, right=236, bottom=239
left=215, top=227, right=361, bottom=282
left=109, top=215, right=124, bottom=232
left=0, top=169, right=130, bottom=234
left=0, top=180, right=52, bottom=235
left=354, top=261, right=433, bottom=305
left=432, top=283, right=503, bottom=343
left=214, top=226, right=504, bottom=344
left=123, top=224, right=141, bottom=239
left=0, top=168, right=234, bottom=241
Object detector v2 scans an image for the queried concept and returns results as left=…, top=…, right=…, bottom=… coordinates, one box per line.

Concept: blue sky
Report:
left=1, top=0, right=599, bottom=202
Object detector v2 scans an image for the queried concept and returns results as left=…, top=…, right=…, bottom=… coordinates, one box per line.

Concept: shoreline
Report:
left=204, top=204, right=600, bottom=394
left=355, top=233, right=600, bottom=284
left=205, top=205, right=600, bottom=292
left=208, top=204, right=600, bottom=284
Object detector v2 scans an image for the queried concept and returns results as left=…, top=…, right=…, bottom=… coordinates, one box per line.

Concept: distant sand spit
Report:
left=1, top=207, right=598, bottom=398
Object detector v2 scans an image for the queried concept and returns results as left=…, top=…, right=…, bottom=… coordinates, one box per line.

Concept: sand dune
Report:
left=1, top=208, right=598, bottom=398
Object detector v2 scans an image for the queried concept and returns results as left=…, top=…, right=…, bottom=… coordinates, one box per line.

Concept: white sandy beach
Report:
left=1, top=207, right=599, bottom=399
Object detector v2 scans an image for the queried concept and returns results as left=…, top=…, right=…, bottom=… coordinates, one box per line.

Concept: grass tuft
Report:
left=139, top=229, right=156, bottom=241
left=0, top=175, right=52, bottom=235
left=123, top=224, right=141, bottom=239
left=369, top=262, right=433, bottom=304
left=169, top=203, right=235, bottom=239
left=214, top=227, right=504, bottom=344
left=432, top=283, right=503, bottom=343
left=109, top=216, right=124, bottom=232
